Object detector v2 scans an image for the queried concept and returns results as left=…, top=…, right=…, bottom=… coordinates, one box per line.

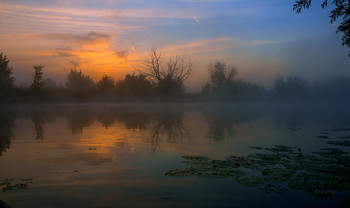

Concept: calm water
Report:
left=0, top=104, right=349, bottom=208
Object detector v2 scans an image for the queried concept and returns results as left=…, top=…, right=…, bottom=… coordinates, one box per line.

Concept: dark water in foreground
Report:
left=0, top=104, right=349, bottom=208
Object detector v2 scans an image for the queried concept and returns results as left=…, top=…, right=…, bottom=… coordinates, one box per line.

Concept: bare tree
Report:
left=143, top=48, right=193, bottom=96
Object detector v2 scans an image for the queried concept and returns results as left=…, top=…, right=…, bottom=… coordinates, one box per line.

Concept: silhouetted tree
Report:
left=293, top=0, right=350, bottom=56
left=116, top=73, right=154, bottom=99
left=273, top=75, right=307, bottom=100
left=203, top=61, right=264, bottom=101
left=208, top=61, right=237, bottom=92
left=66, top=69, right=96, bottom=98
left=224, top=80, right=265, bottom=101
left=143, top=48, right=193, bottom=98
left=0, top=52, right=15, bottom=102
left=30, top=64, right=44, bottom=94
left=42, top=78, right=57, bottom=90
left=97, top=75, right=115, bottom=92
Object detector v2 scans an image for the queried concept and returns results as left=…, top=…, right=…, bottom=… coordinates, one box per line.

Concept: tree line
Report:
left=1, top=50, right=350, bottom=103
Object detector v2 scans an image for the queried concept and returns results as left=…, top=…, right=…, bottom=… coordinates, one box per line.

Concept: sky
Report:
left=1, top=0, right=350, bottom=91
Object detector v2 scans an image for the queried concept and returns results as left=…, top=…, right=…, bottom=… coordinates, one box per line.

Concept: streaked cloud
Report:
left=162, top=37, right=238, bottom=56
left=1, top=0, right=349, bottom=90
left=19, top=32, right=115, bottom=51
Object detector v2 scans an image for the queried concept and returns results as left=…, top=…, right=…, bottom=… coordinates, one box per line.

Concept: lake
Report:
left=0, top=103, right=349, bottom=207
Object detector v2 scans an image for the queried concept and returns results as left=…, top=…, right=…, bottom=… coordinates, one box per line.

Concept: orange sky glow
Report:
left=1, top=0, right=350, bottom=91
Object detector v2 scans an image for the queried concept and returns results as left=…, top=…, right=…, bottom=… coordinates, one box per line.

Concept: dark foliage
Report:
left=116, top=73, right=154, bottom=99
left=97, top=75, right=115, bottom=92
left=273, top=75, right=307, bottom=100
left=30, top=64, right=44, bottom=94
left=0, top=52, right=15, bottom=102
left=203, top=61, right=264, bottom=101
left=66, top=69, right=96, bottom=99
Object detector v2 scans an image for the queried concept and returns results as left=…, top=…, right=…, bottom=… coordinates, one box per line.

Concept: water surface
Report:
left=0, top=104, right=349, bottom=207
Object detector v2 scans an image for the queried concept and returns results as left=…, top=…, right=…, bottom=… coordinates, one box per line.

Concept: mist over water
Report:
left=0, top=103, right=349, bottom=207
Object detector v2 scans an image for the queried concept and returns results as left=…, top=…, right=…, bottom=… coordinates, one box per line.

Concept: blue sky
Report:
left=0, top=0, right=349, bottom=90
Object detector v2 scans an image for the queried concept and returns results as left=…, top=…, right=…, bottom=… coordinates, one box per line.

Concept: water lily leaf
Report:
left=288, top=176, right=308, bottom=190
left=165, top=168, right=193, bottom=177
left=261, top=168, right=294, bottom=182
left=259, top=184, right=288, bottom=193
left=235, top=176, right=264, bottom=187
left=326, top=128, right=350, bottom=132
left=327, top=140, right=350, bottom=147
left=228, top=155, right=253, bottom=168
left=2, top=183, right=28, bottom=192
left=249, top=146, right=263, bottom=150
left=182, top=155, right=211, bottom=162
left=317, top=135, right=329, bottom=139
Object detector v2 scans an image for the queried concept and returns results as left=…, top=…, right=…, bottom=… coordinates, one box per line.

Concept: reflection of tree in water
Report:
left=67, top=108, right=95, bottom=134
left=31, top=113, right=44, bottom=140
left=203, top=106, right=260, bottom=141
left=116, top=109, right=153, bottom=130
left=273, top=109, right=304, bottom=131
left=0, top=110, right=15, bottom=156
left=7, top=105, right=192, bottom=154
left=63, top=106, right=190, bottom=153
left=145, top=108, right=190, bottom=154
left=96, top=110, right=115, bottom=129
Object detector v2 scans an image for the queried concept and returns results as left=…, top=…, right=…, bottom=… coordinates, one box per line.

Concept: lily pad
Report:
left=2, top=183, right=28, bottom=192
left=259, top=184, right=288, bottom=194
left=288, top=176, right=308, bottom=190
left=235, top=175, right=264, bottom=187
left=0, top=179, right=13, bottom=186
left=182, top=155, right=210, bottom=162
left=165, top=168, right=193, bottom=177
left=249, top=146, right=263, bottom=150
left=327, top=140, right=350, bottom=147
left=337, top=136, right=350, bottom=139
left=326, top=128, right=350, bottom=132
left=261, top=168, right=294, bottom=182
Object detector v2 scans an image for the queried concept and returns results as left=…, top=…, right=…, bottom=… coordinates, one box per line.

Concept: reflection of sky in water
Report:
left=0, top=104, right=349, bottom=207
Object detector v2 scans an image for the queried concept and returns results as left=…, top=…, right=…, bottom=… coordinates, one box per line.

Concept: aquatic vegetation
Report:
left=259, top=184, right=288, bottom=193
left=236, top=176, right=264, bottom=187
left=326, top=128, right=350, bottom=132
left=327, top=140, right=350, bottom=147
left=317, top=135, right=329, bottom=139
left=0, top=178, right=32, bottom=192
left=337, top=136, right=350, bottom=139
left=261, top=168, right=294, bottom=182
left=165, top=168, right=193, bottom=177
left=166, top=130, right=350, bottom=198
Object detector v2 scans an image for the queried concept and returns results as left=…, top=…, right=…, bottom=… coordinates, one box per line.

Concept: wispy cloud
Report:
left=0, top=1, right=207, bottom=35
left=19, top=32, right=115, bottom=50
left=162, top=37, right=238, bottom=56
left=193, top=16, right=200, bottom=23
